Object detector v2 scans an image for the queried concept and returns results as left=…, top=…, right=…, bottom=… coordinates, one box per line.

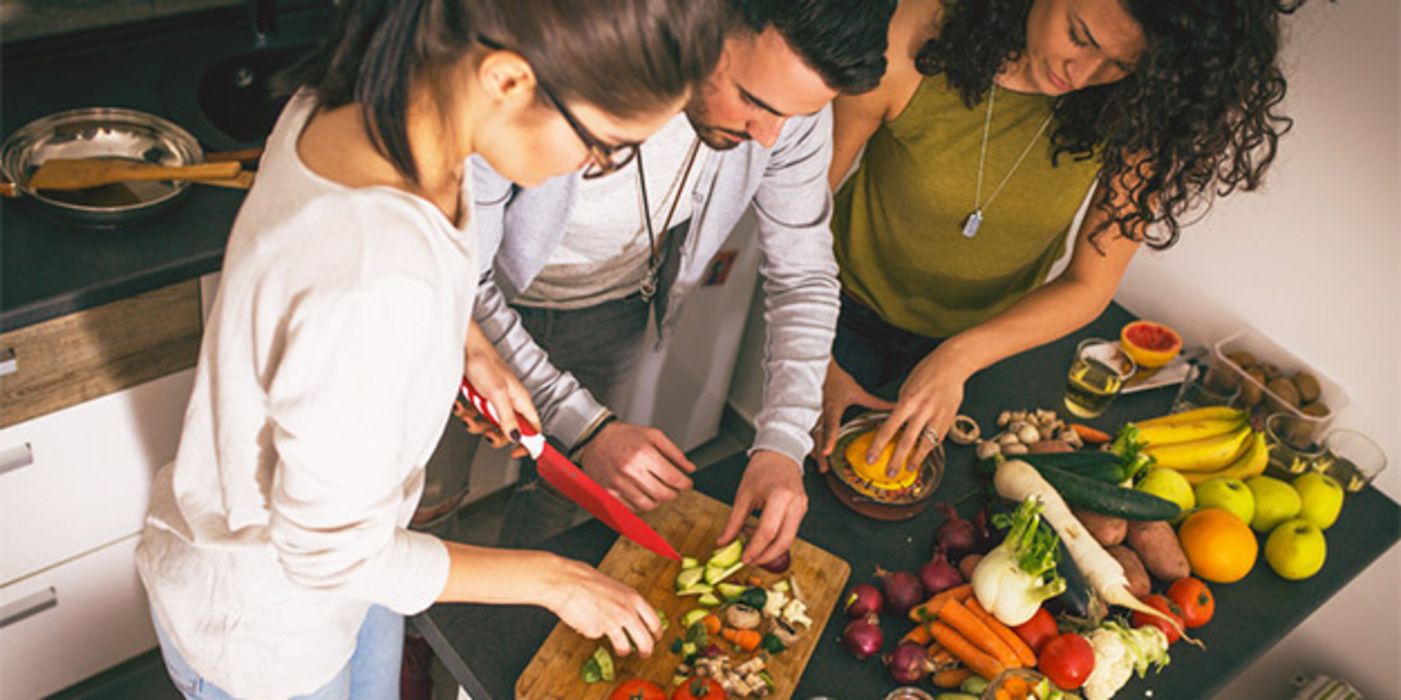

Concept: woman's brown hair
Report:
left=280, top=0, right=728, bottom=184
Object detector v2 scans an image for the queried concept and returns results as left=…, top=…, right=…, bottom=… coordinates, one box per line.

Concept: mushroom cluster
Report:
left=974, top=408, right=1083, bottom=460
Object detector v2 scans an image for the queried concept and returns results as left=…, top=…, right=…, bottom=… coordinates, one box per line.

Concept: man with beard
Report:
left=469, top=0, right=895, bottom=564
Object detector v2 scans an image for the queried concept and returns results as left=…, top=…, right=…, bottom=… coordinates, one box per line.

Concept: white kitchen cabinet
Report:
left=0, top=369, right=194, bottom=585
left=0, top=534, right=157, bottom=700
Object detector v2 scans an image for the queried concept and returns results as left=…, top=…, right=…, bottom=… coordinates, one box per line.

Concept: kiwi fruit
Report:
left=1293, top=372, right=1322, bottom=404
left=1259, top=363, right=1283, bottom=381
left=1241, top=368, right=1267, bottom=406
left=1301, top=401, right=1330, bottom=418
left=1225, top=351, right=1258, bottom=368
left=1267, top=377, right=1301, bottom=408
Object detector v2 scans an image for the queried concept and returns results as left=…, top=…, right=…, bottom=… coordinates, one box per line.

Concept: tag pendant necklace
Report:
left=636, top=138, right=702, bottom=302
left=963, top=85, right=1055, bottom=238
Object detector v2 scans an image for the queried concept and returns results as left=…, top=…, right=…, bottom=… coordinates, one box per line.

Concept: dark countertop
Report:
left=416, top=303, right=1401, bottom=699
left=0, top=3, right=330, bottom=332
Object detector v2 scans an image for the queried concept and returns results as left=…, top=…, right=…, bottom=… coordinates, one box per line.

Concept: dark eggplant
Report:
left=1045, top=538, right=1107, bottom=623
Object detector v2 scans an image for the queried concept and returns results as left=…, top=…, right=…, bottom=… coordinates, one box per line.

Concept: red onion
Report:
left=972, top=509, right=993, bottom=553
left=842, top=613, right=884, bottom=660
left=875, top=566, right=925, bottom=617
left=917, top=546, right=963, bottom=595
left=884, top=641, right=935, bottom=684
left=935, top=503, right=979, bottom=560
left=758, top=549, right=791, bottom=573
left=843, top=583, right=883, bottom=618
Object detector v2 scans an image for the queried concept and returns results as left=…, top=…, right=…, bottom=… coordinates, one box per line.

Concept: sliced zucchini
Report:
left=708, top=539, right=743, bottom=568
left=679, top=608, right=709, bottom=629
left=675, top=566, right=705, bottom=590
left=696, top=592, right=723, bottom=607
left=716, top=582, right=747, bottom=601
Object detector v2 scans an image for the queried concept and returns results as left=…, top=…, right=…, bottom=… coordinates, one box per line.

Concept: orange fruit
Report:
left=1120, top=320, right=1183, bottom=368
left=843, top=431, right=918, bottom=489
left=1178, top=508, right=1259, bottom=583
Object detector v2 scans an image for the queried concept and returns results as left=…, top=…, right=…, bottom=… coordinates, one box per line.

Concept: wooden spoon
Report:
left=27, top=158, right=242, bottom=191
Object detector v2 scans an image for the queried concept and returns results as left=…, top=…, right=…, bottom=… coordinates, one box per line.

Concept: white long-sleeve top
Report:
left=136, top=92, right=472, bottom=699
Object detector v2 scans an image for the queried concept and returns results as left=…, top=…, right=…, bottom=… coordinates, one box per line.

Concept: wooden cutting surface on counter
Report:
left=516, top=490, right=851, bottom=699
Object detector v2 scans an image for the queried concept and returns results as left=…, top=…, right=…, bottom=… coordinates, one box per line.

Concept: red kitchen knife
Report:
left=459, top=378, right=681, bottom=561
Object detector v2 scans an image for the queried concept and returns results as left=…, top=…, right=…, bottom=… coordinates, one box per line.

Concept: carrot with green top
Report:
left=965, top=598, right=1038, bottom=667
left=937, top=598, right=1021, bottom=668
left=907, top=583, right=973, bottom=622
left=929, top=621, right=1005, bottom=680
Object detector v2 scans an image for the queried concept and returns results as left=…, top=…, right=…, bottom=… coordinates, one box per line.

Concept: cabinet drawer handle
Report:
left=0, top=348, right=14, bottom=377
left=0, top=443, right=33, bottom=476
left=0, top=587, right=57, bottom=629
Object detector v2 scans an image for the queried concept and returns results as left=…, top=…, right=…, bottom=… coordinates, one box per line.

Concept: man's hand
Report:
left=717, top=451, right=807, bottom=565
left=578, top=422, right=696, bottom=512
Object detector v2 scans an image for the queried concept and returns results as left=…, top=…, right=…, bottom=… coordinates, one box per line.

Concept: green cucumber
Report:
left=696, top=592, right=722, bottom=607
left=1021, top=451, right=1125, bottom=483
left=679, top=608, right=709, bottom=629
left=716, top=582, right=747, bottom=601
left=675, top=566, right=705, bottom=590
left=708, top=540, right=743, bottom=568
left=1037, top=463, right=1181, bottom=520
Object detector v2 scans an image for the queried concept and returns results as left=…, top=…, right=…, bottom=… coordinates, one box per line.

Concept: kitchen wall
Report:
left=1, top=0, right=238, bottom=42
left=728, top=0, right=1399, bottom=696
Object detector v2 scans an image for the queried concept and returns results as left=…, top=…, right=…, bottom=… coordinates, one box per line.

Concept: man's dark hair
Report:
left=736, top=0, right=895, bottom=94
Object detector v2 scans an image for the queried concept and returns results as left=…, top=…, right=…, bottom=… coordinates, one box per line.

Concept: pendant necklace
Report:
left=635, top=137, right=702, bottom=302
left=962, top=84, right=1055, bottom=238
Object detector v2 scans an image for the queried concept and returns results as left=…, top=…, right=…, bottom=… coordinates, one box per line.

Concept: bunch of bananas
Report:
left=1135, top=407, right=1268, bottom=485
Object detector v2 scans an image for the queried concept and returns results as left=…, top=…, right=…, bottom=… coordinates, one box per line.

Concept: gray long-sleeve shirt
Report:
left=472, top=108, right=840, bottom=467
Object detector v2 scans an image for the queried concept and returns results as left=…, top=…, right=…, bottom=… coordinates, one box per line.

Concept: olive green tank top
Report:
left=833, top=75, right=1101, bottom=338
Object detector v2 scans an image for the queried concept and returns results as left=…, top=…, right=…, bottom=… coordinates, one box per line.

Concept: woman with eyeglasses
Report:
left=814, top=0, right=1305, bottom=474
left=134, top=0, right=724, bottom=697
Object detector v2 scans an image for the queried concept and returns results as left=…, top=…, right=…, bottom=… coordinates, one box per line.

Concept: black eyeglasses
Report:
left=477, top=35, right=639, bottom=179
left=537, top=84, right=640, bottom=179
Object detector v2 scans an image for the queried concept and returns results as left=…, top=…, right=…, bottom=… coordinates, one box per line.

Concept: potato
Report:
left=1127, top=520, right=1191, bottom=581
left=1107, top=545, right=1151, bottom=598
left=959, top=554, right=983, bottom=581
left=1027, top=440, right=1075, bottom=454
left=1072, top=507, right=1127, bottom=546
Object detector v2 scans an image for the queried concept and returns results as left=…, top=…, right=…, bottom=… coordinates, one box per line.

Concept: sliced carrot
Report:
left=701, top=614, right=722, bottom=636
left=932, top=668, right=973, bottom=688
left=937, top=598, right=1022, bottom=668
left=929, top=621, right=1005, bottom=681
left=965, top=598, right=1038, bottom=667
left=1070, top=423, right=1112, bottom=444
left=908, top=583, right=974, bottom=622
left=901, top=624, right=934, bottom=645
left=721, top=627, right=762, bottom=652
left=928, top=643, right=956, bottom=666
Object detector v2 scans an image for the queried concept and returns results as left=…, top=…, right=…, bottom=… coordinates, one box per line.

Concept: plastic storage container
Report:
left=1203, top=329, right=1347, bottom=444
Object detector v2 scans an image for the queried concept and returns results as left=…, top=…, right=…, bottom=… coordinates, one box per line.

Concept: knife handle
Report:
left=458, top=378, right=544, bottom=457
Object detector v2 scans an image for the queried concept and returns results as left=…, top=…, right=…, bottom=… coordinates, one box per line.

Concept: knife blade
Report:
left=458, top=378, right=682, bottom=561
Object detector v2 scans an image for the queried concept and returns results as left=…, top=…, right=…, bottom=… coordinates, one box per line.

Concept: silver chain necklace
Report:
left=962, top=84, right=1056, bottom=238
left=635, top=138, right=702, bottom=302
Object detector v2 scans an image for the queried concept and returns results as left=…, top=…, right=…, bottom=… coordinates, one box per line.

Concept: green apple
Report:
left=1247, top=475, right=1302, bottom=533
left=1293, top=472, right=1345, bottom=530
left=1194, top=477, right=1255, bottom=525
left=1264, top=518, right=1327, bottom=580
left=1137, top=468, right=1195, bottom=522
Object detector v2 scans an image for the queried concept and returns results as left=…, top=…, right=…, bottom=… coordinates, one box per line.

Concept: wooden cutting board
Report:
left=516, top=489, right=851, bottom=699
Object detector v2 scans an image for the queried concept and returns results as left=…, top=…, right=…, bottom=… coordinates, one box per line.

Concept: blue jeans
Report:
left=832, top=292, right=945, bottom=396
left=151, top=605, right=404, bottom=700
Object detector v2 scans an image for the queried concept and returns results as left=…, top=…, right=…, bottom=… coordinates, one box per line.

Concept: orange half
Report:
left=843, top=431, right=919, bottom=490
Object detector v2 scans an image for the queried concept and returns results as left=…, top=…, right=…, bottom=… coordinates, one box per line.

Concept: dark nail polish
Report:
left=510, top=429, right=521, bottom=442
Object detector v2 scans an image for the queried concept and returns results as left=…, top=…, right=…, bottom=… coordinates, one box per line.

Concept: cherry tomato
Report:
left=1012, top=607, right=1059, bottom=653
left=1167, top=577, right=1216, bottom=628
left=609, top=679, right=667, bottom=700
left=672, top=676, right=725, bottom=700
left=1037, top=633, right=1096, bottom=690
left=1132, top=593, right=1186, bottom=644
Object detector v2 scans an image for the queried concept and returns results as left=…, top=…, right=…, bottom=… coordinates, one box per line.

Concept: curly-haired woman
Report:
left=816, top=0, right=1303, bottom=473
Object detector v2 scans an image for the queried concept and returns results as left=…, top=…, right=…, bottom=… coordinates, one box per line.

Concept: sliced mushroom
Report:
left=1002, top=442, right=1030, bottom=456
left=725, top=603, right=763, bottom=630
left=770, top=618, right=802, bottom=647
left=947, top=415, right=981, bottom=445
left=997, top=410, right=1013, bottom=427
left=997, top=432, right=1022, bottom=447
